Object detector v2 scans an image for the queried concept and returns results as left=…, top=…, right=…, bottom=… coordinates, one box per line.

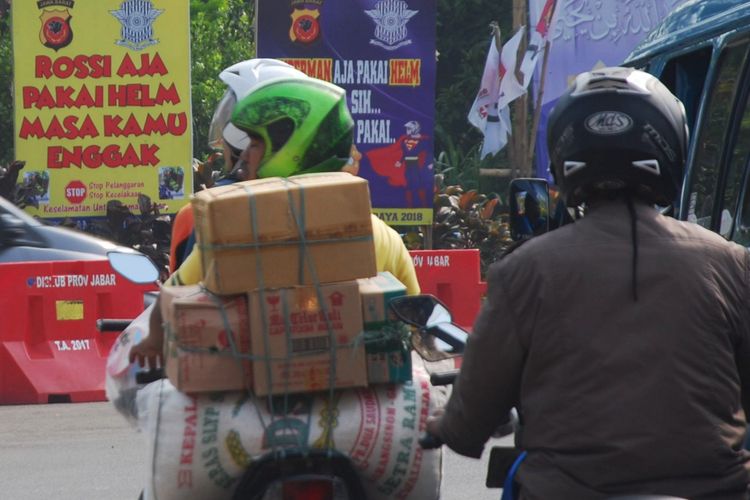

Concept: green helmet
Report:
left=230, top=78, right=355, bottom=178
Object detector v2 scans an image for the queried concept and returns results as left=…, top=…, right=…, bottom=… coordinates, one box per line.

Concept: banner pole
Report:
left=526, top=0, right=558, bottom=172
left=527, top=40, right=551, bottom=170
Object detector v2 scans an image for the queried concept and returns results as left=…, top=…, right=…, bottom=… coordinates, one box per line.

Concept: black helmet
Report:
left=547, top=67, right=688, bottom=207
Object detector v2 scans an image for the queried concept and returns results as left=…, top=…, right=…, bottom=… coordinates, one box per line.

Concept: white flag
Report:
left=497, top=26, right=527, bottom=110
left=468, top=37, right=501, bottom=133
left=479, top=106, right=511, bottom=159
left=468, top=37, right=510, bottom=158
left=519, top=0, right=556, bottom=87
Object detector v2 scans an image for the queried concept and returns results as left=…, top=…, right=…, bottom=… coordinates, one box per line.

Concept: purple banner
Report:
left=256, top=0, right=436, bottom=226
left=531, top=0, right=689, bottom=179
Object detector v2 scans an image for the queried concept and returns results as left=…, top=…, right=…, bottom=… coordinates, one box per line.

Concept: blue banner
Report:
left=530, top=0, right=689, bottom=179
left=256, top=0, right=436, bottom=226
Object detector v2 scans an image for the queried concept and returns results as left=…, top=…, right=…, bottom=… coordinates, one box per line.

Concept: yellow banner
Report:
left=12, top=0, right=192, bottom=218
left=371, top=208, right=433, bottom=226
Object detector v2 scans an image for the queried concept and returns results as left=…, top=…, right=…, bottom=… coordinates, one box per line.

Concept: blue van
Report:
left=623, top=0, right=750, bottom=244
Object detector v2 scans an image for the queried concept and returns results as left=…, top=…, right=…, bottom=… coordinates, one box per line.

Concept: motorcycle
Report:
left=101, top=275, right=448, bottom=499
left=387, top=294, right=520, bottom=494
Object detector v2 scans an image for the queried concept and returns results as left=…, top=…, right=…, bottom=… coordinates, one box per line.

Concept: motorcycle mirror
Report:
left=389, top=295, right=467, bottom=360
left=389, top=294, right=446, bottom=327
left=509, top=178, right=550, bottom=241
left=411, top=330, right=460, bottom=362
left=107, top=251, right=159, bottom=284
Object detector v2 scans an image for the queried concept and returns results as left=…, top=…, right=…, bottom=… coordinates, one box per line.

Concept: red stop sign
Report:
left=65, top=180, right=87, bottom=204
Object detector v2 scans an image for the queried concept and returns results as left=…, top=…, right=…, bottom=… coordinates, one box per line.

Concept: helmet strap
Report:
left=227, top=157, right=249, bottom=181
left=624, top=192, right=639, bottom=303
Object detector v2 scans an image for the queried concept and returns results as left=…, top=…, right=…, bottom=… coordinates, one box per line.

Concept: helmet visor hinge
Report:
left=563, top=161, right=587, bottom=177
left=632, top=159, right=661, bottom=176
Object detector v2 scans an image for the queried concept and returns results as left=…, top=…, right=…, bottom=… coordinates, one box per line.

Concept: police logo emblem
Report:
left=365, top=0, right=418, bottom=51
left=111, top=0, right=163, bottom=51
left=37, top=0, right=75, bottom=51
left=289, top=8, right=320, bottom=43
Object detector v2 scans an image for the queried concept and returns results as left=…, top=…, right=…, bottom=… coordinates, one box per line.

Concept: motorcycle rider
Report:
left=131, top=63, right=420, bottom=367
left=169, top=59, right=309, bottom=272
left=427, top=67, right=750, bottom=498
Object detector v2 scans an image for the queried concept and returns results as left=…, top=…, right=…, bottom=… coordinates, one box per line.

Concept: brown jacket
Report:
left=438, top=200, right=750, bottom=499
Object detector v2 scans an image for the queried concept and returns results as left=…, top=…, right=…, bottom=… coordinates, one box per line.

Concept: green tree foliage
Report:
left=0, top=5, right=12, bottom=166
left=190, top=0, right=255, bottom=160
left=435, top=0, right=513, bottom=166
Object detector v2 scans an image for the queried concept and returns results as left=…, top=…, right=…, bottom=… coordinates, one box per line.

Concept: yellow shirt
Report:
left=168, top=214, right=420, bottom=295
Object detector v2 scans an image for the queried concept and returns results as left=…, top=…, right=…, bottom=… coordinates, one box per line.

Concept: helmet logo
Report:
left=584, top=111, right=632, bottom=135
left=643, top=123, right=677, bottom=162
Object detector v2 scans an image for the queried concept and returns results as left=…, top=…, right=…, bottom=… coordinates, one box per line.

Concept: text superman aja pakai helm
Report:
left=230, top=77, right=355, bottom=178
left=547, top=66, right=689, bottom=207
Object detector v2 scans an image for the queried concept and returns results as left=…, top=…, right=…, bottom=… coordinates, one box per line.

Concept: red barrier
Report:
left=409, top=249, right=487, bottom=330
left=0, top=259, right=156, bottom=404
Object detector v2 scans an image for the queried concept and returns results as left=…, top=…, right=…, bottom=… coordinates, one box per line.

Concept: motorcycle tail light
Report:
left=282, top=479, right=334, bottom=500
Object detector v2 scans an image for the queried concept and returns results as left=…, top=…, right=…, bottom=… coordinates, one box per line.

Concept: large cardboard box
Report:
left=357, top=273, right=412, bottom=384
left=248, top=280, right=367, bottom=396
left=192, top=172, right=377, bottom=295
left=160, top=285, right=252, bottom=393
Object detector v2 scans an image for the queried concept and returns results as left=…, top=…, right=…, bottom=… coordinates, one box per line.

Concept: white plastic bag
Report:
left=105, top=303, right=153, bottom=426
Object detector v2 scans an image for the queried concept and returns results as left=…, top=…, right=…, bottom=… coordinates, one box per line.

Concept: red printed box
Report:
left=248, top=281, right=366, bottom=396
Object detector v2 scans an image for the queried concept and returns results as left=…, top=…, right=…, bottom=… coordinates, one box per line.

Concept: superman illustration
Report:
left=365, top=121, right=431, bottom=208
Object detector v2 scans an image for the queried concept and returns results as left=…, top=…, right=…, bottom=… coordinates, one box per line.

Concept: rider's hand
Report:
left=426, top=407, right=445, bottom=437
left=129, top=334, right=163, bottom=369
left=129, top=293, right=166, bottom=369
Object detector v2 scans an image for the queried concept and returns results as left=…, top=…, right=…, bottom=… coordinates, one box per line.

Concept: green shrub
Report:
left=190, top=0, right=255, bottom=161
left=0, top=8, right=12, bottom=166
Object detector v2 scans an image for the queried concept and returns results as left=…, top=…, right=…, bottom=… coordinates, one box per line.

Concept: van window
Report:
left=733, top=179, right=750, bottom=247
left=660, top=48, right=712, bottom=132
left=729, top=86, right=750, bottom=245
left=686, top=42, right=749, bottom=230
left=723, top=87, right=750, bottom=240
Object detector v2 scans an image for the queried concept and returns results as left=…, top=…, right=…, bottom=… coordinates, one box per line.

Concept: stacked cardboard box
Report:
left=191, top=172, right=377, bottom=294
left=248, top=281, right=366, bottom=396
left=160, top=285, right=252, bottom=393
left=163, top=172, right=390, bottom=395
left=358, top=272, right=412, bottom=384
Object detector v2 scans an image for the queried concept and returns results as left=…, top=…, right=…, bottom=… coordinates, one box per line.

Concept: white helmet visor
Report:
left=222, top=123, right=251, bottom=156
left=208, top=89, right=237, bottom=151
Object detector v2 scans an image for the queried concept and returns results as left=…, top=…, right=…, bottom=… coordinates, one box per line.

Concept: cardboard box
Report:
left=357, top=273, right=412, bottom=384
left=160, top=285, right=252, bottom=393
left=192, top=172, right=377, bottom=295
left=248, top=280, right=367, bottom=396
left=357, top=272, right=407, bottom=328
left=364, top=326, right=413, bottom=385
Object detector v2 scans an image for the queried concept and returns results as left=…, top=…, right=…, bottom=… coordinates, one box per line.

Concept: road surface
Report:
left=0, top=401, right=511, bottom=499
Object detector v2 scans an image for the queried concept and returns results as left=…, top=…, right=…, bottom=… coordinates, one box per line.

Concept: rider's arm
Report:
left=167, top=246, right=203, bottom=286
left=371, top=215, right=421, bottom=295
left=436, top=263, right=525, bottom=458
left=168, top=204, right=195, bottom=273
